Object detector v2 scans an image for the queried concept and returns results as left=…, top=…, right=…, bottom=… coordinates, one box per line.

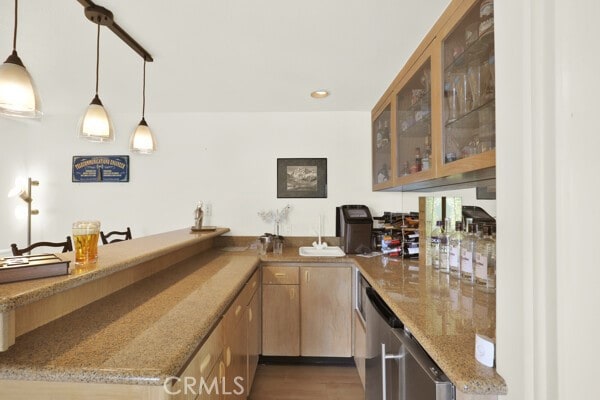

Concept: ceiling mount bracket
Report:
left=77, top=0, right=153, bottom=62
left=84, top=5, right=114, bottom=26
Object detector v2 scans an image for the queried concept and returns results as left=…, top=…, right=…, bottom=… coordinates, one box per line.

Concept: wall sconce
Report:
left=7, top=177, right=39, bottom=247
left=130, top=58, right=157, bottom=154
left=0, top=0, right=42, bottom=118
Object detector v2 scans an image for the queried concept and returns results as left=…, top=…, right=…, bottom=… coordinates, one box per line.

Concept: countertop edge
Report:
left=0, top=228, right=230, bottom=312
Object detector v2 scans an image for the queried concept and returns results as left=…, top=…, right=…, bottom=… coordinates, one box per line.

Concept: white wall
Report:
left=496, top=0, right=600, bottom=399
left=0, top=110, right=494, bottom=255
left=0, top=111, right=401, bottom=251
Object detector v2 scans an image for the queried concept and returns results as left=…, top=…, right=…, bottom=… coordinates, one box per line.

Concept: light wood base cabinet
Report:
left=300, top=266, right=352, bottom=357
left=261, top=264, right=352, bottom=357
left=247, top=288, right=261, bottom=392
left=223, top=269, right=260, bottom=399
left=261, top=284, right=300, bottom=356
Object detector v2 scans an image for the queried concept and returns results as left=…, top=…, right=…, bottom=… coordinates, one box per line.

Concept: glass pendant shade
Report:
left=130, top=118, right=156, bottom=153
left=78, top=94, right=115, bottom=142
left=0, top=51, right=42, bottom=118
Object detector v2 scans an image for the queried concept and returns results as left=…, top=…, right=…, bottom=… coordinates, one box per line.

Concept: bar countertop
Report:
left=0, top=228, right=230, bottom=313
left=0, top=232, right=506, bottom=396
left=0, top=248, right=259, bottom=386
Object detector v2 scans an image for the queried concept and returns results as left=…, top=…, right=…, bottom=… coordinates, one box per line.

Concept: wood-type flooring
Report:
left=248, top=363, right=365, bottom=400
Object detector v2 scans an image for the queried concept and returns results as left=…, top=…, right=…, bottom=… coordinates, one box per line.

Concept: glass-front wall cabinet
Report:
left=395, top=56, right=436, bottom=184
left=372, top=105, right=392, bottom=188
left=441, top=0, right=495, bottom=170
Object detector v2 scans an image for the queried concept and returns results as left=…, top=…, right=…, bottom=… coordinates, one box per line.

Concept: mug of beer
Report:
left=72, top=221, right=100, bottom=266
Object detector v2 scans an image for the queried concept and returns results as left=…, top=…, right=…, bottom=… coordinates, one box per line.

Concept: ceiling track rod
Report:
left=77, top=0, right=154, bottom=62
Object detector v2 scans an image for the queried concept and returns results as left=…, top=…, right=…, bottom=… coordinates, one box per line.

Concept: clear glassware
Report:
left=449, top=221, right=465, bottom=278
left=439, top=218, right=452, bottom=273
left=475, top=225, right=496, bottom=293
left=429, top=220, right=443, bottom=269
left=460, top=223, right=478, bottom=285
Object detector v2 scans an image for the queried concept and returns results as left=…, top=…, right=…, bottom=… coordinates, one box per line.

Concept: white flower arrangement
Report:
left=258, top=204, right=292, bottom=237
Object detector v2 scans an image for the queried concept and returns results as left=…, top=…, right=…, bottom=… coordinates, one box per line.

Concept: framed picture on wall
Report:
left=277, top=158, right=327, bottom=198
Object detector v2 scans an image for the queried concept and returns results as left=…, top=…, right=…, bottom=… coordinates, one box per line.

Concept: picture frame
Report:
left=277, top=158, right=327, bottom=198
left=72, top=155, right=130, bottom=183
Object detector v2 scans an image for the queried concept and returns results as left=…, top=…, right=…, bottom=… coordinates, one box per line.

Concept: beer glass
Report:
left=72, top=221, right=100, bottom=266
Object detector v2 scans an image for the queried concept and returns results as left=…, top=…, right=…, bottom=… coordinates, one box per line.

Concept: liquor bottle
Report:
left=449, top=221, right=464, bottom=278
left=460, top=223, right=478, bottom=285
left=429, top=220, right=443, bottom=269
left=439, top=218, right=452, bottom=273
left=475, top=225, right=496, bottom=293
left=415, top=147, right=422, bottom=171
left=422, top=136, right=431, bottom=170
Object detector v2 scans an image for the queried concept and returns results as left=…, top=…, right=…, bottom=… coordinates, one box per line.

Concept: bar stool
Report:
left=100, top=227, right=132, bottom=245
left=11, top=237, right=73, bottom=256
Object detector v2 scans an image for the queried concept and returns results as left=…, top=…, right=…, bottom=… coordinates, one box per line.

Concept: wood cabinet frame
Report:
left=371, top=0, right=495, bottom=191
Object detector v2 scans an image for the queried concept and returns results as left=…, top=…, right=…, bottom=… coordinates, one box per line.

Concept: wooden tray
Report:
left=0, top=254, right=70, bottom=284
left=190, top=226, right=217, bottom=232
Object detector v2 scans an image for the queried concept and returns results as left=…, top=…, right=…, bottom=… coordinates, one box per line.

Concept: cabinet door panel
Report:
left=372, top=103, right=394, bottom=190
left=300, top=267, right=352, bottom=357
left=261, top=284, right=300, bottom=356
left=439, top=0, right=496, bottom=175
left=247, top=289, right=260, bottom=393
left=223, top=303, right=246, bottom=399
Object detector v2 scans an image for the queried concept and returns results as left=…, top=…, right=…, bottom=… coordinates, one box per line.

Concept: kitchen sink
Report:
left=298, top=246, right=346, bottom=257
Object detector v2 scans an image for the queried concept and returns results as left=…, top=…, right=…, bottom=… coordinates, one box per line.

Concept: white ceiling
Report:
left=0, top=0, right=449, bottom=115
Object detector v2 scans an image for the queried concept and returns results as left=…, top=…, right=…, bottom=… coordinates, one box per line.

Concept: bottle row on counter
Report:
left=429, top=218, right=496, bottom=293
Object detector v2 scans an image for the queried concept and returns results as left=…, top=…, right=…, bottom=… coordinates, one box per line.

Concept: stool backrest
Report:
left=11, top=237, right=73, bottom=256
left=100, top=227, right=132, bottom=245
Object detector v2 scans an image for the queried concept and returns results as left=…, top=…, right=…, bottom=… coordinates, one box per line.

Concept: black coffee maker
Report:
left=336, top=205, right=373, bottom=254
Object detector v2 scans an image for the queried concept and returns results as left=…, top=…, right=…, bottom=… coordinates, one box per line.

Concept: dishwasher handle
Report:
left=381, top=342, right=405, bottom=400
left=366, top=287, right=403, bottom=329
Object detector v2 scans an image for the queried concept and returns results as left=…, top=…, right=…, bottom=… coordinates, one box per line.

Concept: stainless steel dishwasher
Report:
left=365, top=286, right=454, bottom=400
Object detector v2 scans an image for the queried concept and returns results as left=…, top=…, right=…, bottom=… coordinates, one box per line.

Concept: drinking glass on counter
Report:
left=272, top=237, right=283, bottom=255
left=72, top=221, right=100, bottom=266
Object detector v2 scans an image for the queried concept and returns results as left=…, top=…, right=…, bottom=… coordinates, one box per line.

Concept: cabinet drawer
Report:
left=262, top=266, right=299, bottom=285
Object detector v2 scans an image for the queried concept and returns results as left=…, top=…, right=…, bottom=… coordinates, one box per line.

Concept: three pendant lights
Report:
left=0, top=0, right=157, bottom=154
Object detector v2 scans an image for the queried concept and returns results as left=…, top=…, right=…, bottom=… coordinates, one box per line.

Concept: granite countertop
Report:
left=0, top=233, right=506, bottom=395
left=256, top=244, right=506, bottom=395
left=0, top=249, right=258, bottom=385
left=0, top=228, right=229, bottom=312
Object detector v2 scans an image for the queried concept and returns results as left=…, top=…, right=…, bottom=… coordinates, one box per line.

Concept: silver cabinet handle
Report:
left=381, top=342, right=404, bottom=400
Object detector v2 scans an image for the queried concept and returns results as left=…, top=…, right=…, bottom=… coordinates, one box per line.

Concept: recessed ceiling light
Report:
left=310, top=90, right=329, bottom=99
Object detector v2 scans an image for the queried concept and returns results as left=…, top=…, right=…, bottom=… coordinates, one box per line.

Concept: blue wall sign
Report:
left=72, top=156, right=130, bottom=183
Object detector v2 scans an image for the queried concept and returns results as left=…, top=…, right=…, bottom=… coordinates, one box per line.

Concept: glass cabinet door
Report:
left=441, top=0, right=495, bottom=172
left=372, top=104, right=393, bottom=189
left=395, top=55, right=436, bottom=184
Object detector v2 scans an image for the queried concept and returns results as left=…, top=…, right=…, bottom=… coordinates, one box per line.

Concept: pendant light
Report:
left=78, top=22, right=114, bottom=142
left=0, top=0, right=42, bottom=118
left=130, top=58, right=156, bottom=153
